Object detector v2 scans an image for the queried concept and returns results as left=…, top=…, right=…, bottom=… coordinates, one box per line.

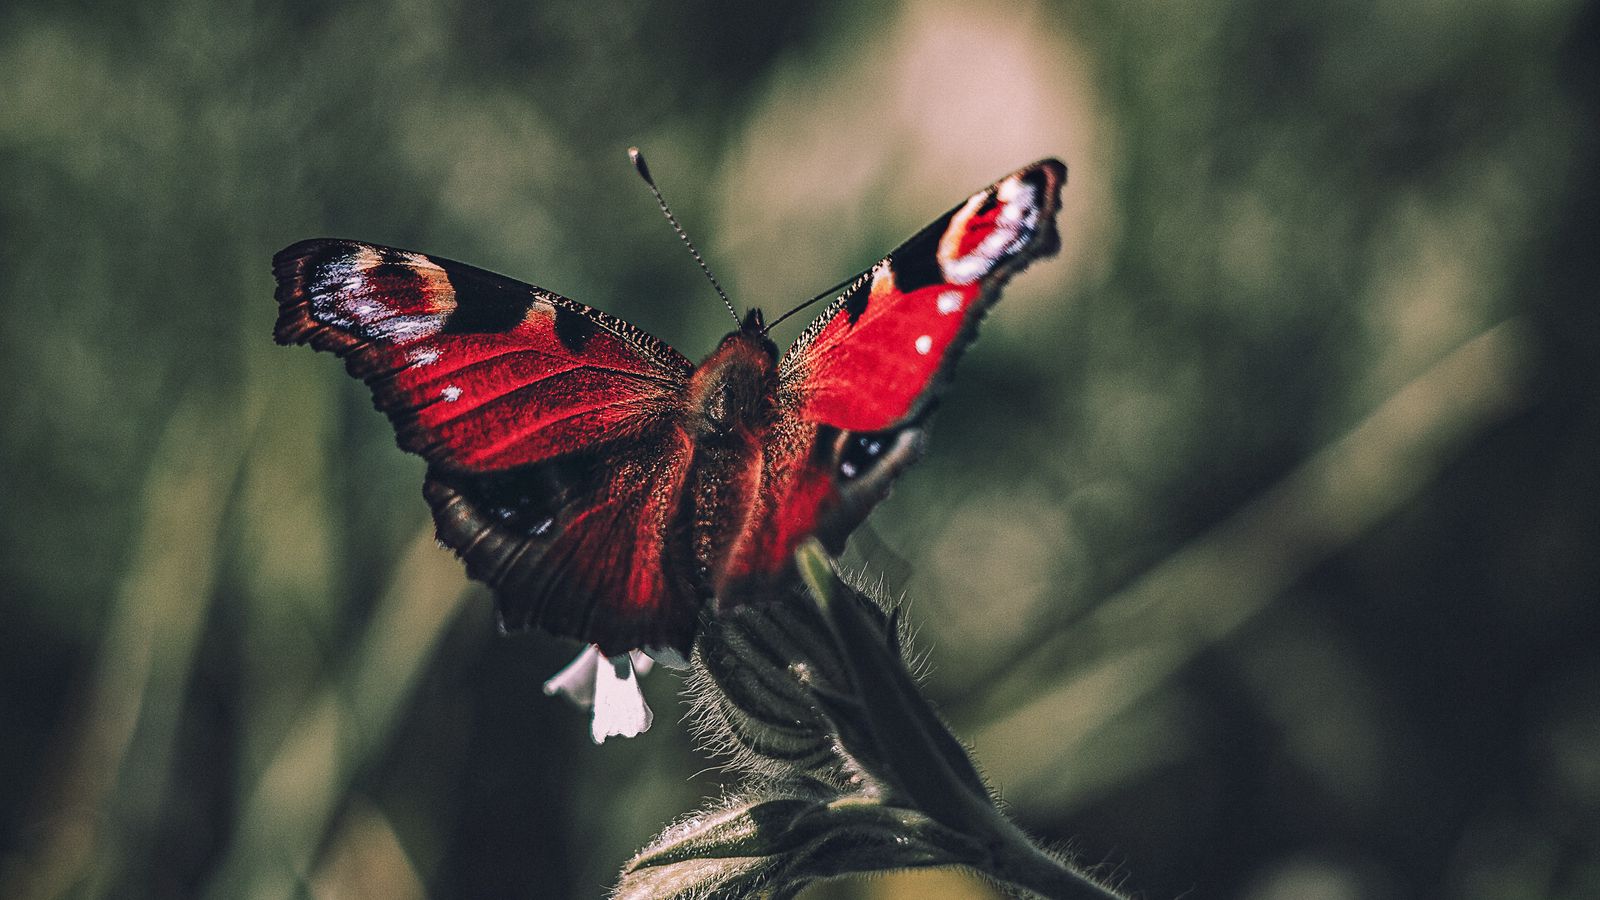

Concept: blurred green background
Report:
left=2, top=0, right=1597, bottom=897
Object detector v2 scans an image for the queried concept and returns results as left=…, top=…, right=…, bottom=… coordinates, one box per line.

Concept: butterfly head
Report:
left=740, top=307, right=766, bottom=334
left=708, top=309, right=777, bottom=362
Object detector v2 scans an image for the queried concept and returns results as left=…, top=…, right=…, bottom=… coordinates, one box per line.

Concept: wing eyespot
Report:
left=835, top=430, right=893, bottom=482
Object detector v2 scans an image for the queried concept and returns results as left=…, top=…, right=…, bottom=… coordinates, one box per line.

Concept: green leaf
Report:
left=795, top=540, right=999, bottom=832
left=617, top=793, right=986, bottom=900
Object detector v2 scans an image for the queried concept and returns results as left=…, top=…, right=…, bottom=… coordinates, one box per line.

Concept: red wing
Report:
left=717, top=420, right=925, bottom=599
left=720, top=161, right=1067, bottom=588
left=778, top=159, right=1066, bottom=432
left=424, top=430, right=700, bottom=656
left=273, top=239, right=692, bottom=471
left=274, top=239, right=702, bottom=653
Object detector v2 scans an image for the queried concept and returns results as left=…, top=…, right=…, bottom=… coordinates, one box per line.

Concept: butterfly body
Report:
left=679, top=318, right=781, bottom=595
left=275, top=159, right=1065, bottom=656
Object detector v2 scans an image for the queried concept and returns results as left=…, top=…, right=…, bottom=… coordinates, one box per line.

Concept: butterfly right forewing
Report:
left=779, top=160, right=1066, bottom=433
left=716, top=160, right=1066, bottom=593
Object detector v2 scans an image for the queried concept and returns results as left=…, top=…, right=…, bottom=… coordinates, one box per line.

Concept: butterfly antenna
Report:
left=764, top=270, right=862, bottom=334
left=766, top=205, right=954, bottom=335
left=629, top=147, right=740, bottom=327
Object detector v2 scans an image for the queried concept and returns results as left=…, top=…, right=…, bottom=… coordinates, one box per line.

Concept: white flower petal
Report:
left=591, top=654, right=654, bottom=743
left=543, top=645, right=602, bottom=708
left=628, top=649, right=655, bottom=677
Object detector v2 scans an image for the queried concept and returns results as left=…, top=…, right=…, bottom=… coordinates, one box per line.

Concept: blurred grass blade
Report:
left=974, top=319, right=1535, bottom=810
left=3, top=391, right=255, bottom=900
left=794, top=541, right=836, bottom=612
left=201, top=528, right=471, bottom=900
left=309, top=798, right=428, bottom=900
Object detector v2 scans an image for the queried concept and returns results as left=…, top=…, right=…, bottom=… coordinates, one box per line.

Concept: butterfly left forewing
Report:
left=274, top=239, right=704, bottom=653
left=274, top=239, right=693, bottom=471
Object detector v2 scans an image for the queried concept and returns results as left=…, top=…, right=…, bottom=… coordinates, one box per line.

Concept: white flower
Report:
left=543, top=646, right=663, bottom=743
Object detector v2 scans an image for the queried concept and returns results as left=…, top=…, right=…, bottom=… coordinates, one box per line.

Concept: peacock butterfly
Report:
left=273, top=157, right=1066, bottom=658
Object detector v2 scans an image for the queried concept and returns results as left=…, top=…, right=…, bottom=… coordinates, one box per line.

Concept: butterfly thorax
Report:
left=686, top=327, right=778, bottom=440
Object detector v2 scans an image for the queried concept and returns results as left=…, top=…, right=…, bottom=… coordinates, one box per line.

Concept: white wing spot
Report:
left=937, top=290, right=964, bottom=315
left=351, top=246, right=385, bottom=270
left=441, top=385, right=463, bottom=402
left=369, top=315, right=443, bottom=341
left=915, top=334, right=933, bottom=355
left=409, top=347, right=441, bottom=366
left=997, top=174, right=1025, bottom=204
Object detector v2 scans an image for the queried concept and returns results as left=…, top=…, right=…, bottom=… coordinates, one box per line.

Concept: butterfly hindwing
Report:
left=424, top=429, right=701, bottom=654
left=715, top=420, right=925, bottom=600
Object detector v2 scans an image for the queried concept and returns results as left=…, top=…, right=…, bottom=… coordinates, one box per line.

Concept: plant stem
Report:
left=989, top=835, right=1123, bottom=900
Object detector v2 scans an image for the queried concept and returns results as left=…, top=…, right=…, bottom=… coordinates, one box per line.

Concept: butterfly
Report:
left=273, top=158, right=1066, bottom=659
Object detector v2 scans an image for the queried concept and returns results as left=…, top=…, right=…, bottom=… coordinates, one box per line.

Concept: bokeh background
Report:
left=3, top=0, right=1597, bottom=897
